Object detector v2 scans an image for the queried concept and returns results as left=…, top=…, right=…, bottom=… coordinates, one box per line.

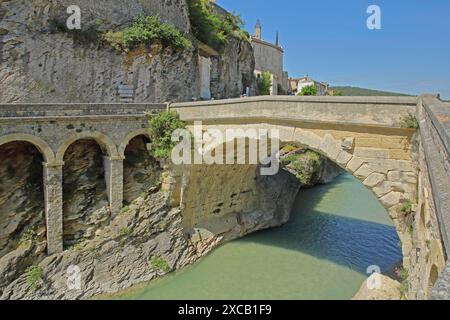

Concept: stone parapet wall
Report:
left=0, top=104, right=166, bottom=118
left=417, top=96, right=450, bottom=299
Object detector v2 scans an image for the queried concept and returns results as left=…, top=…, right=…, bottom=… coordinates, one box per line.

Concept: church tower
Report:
left=254, top=19, right=262, bottom=40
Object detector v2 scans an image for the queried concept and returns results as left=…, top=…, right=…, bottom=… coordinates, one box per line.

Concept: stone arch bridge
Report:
left=1, top=95, right=449, bottom=298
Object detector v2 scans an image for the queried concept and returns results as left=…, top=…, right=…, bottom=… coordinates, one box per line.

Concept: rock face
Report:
left=281, top=148, right=342, bottom=187
left=0, top=191, right=213, bottom=300
left=0, top=0, right=255, bottom=103
left=62, top=140, right=110, bottom=247
left=210, top=38, right=256, bottom=99
left=353, top=274, right=402, bottom=300
left=123, top=136, right=162, bottom=204
left=0, top=142, right=46, bottom=257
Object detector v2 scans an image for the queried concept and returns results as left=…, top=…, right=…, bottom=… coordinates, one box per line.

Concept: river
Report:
left=115, top=173, right=402, bottom=300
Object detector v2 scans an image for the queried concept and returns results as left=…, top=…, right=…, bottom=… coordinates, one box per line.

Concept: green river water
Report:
left=116, top=173, right=402, bottom=300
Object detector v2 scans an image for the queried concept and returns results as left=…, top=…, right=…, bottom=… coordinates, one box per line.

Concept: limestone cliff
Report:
left=0, top=0, right=255, bottom=103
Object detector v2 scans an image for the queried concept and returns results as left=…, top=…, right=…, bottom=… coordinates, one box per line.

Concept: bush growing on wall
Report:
left=147, top=111, right=187, bottom=159
left=187, top=0, right=249, bottom=50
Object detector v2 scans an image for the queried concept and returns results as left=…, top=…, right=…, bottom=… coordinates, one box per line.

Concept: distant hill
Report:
left=330, top=86, right=414, bottom=97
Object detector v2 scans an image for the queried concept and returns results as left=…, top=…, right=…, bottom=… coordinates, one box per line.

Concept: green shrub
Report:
left=400, top=114, right=419, bottom=129
left=147, top=111, right=187, bottom=159
left=150, top=256, right=170, bottom=273
left=19, top=228, right=36, bottom=245
left=298, top=85, right=318, bottom=96
left=282, top=150, right=323, bottom=185
left=398, top=267, right=409, bottom=299
left=25, top=265, right=43, bottom=291
left=401, top=200, right=414, bottom=216
left=256, top=71, right=272, bottom=96
left=120, top=227, right=131, bottom=237
left=187, top=0, right=248, bottom=50
left=103, top=15, right=191, bottom=52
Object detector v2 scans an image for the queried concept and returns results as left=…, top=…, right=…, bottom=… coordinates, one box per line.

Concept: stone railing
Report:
left=419, top=96, right=450, bottom=299
left=0, top=103, right=166, bottom=118
left=171, top=95, right=418, bottom=128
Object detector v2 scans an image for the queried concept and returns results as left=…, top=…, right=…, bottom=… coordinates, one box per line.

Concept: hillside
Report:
left=331, top=86, right=414, bottom=97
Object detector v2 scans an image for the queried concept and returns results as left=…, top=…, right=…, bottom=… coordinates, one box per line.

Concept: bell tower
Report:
left=254, top=19, right=262, bottom=40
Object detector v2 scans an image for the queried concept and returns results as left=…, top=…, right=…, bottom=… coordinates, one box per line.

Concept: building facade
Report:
left=251, top=20, right=289, bottom=95
left=289, top=76, right=329, bottom=96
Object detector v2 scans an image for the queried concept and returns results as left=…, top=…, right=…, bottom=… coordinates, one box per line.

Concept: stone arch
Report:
left=428, top=264, right=439, bottom=297
left=118, top=129, right=150, bottom=158
left=0, top=134, right=55, bottom=163
left=56, top=131, right=119, bottom=163
left=199, top=124, right=416, bottom=248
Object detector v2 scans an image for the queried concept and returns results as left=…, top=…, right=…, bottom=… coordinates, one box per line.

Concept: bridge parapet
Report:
left=420, top=96, right=450, bottom=299
left=171, top=96, right=418, bottom=128
left=0, top=103, right=166, bottom=118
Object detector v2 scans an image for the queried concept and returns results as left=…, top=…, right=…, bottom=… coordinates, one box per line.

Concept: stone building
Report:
left=289, top=75, right=329, bottom=96
left=251, top=20, right=289, bottom=95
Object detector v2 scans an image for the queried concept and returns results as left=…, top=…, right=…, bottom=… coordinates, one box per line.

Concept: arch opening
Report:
left=428, top=264, right=439, bottom=297
left=56, top=131, right=119, bottom=163
left=62, top=139, right=110, bottom=248
left=0, top=141, right=47, bottom=258
left=123, top=135, right=162, bottom=205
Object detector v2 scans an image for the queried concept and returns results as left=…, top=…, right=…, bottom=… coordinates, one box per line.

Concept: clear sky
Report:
left=219, top=0, right=450, bottom=99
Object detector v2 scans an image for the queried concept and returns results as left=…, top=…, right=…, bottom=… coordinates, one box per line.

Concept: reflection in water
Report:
left=116, top=174, right=402, bottom=300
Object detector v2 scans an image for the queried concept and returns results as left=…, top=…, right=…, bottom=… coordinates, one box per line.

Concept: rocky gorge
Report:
left=0, top=136, right=342, bottom=299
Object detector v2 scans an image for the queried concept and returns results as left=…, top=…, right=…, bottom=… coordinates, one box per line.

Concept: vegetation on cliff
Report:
left=103, top=15, right=192, bottom=52
left=50, top=15, right=191, bottom=52
left=187, top=0, right=249, bottom=50
left=147, top=111, right=187, bottom=159
left=281, top=146, right=342, bottom=186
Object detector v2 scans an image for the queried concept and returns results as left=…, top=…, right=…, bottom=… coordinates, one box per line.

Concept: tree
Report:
left=297, top=85, right=317, bottom=96
left=147, top=111, right=187, bottom=159
left=256, top=71, right=272, bottom=96
left=332, top=90, right=343, bottom=96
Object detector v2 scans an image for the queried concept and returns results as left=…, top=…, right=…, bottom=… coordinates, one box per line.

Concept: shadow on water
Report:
left=240, top=173, right=402, bottom=275
left=238, top=209, right=401, bottom=275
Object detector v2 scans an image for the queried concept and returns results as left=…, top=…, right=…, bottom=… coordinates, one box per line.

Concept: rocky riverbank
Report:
left=352, top=274, right=402, bottom=300
left=0, top=143, right=341, bottom=299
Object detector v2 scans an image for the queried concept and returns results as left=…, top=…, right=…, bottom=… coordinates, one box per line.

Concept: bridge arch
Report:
left=196, top=123, right=416, bottom=247
left=118, top=129, right=150, bottom=158
left=0, top=134, right=55, bottom=163
left=56, top=131, right=119, bottom=163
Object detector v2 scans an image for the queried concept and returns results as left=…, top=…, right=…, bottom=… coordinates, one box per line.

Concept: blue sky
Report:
left=219, top=0, right=450, bottom=98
